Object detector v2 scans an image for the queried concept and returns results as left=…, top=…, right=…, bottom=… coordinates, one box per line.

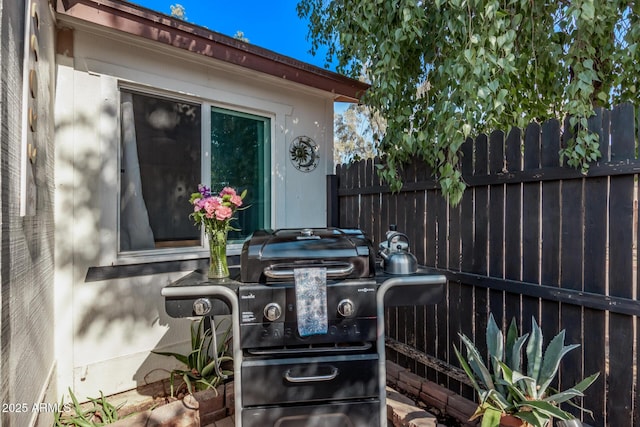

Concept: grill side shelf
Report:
left=375, top=272, right=447, bottom=427
left=160, top=283, right=243, bottom=427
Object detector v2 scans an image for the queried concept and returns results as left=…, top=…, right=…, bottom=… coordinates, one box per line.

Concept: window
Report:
left=119, top=89, right=271, bottom=253
left=210, top=107, right=271, bottom=243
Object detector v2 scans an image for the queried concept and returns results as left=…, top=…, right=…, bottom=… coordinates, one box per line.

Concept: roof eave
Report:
left=55, top=0, right=369, bottom=103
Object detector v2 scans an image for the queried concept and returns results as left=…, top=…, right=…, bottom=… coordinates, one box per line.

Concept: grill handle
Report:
left=284, top=366, right=339, bottom=383
left=263, top=264, right=353, bottom=279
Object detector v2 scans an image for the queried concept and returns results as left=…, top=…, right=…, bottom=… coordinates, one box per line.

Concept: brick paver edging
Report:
left=386, top=360, right=479, bottom=427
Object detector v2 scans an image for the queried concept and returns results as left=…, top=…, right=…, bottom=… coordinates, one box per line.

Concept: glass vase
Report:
left=207, top=230, right=229, bottom=279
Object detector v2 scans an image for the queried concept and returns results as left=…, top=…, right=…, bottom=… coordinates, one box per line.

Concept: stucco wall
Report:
left=0, top=0, right=57, bottom=426
left=54, top=24, right=336, bottom=398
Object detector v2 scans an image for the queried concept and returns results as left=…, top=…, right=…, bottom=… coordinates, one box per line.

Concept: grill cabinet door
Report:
left=241, top=353, right=378, bottom=406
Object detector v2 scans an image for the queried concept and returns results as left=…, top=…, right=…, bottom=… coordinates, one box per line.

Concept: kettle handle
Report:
left=386, top=232, right=410, bottom=249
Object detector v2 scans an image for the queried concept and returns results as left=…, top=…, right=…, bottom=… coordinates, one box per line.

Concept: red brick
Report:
left=224, top=382, right=235, bottom=415
left=399, top=371, right=424, bottom=390
left=397, top=380, right=420, bottom=398
left=419, top=391, right=446, bottom=412
left=386, top=361, right=408, bottom=379
left=200, top=407, right=228, bottom=425
left=193, top=386, right=224, bottom=415
left=446, top=393, right=479, bottom=426
left=387, top=387, right=440, bottom=427
left=419, top=380, right=454, bottom=411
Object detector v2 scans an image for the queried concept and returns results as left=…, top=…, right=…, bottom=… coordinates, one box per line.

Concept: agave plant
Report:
left=54, top=387, right=129, bottom=426
left=153, top=317, right=233, bottom=396
left=454, top=314, right=599, bottom=427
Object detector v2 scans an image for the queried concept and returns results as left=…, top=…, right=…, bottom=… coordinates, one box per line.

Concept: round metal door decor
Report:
left=289, top=136, right=319, bottom=172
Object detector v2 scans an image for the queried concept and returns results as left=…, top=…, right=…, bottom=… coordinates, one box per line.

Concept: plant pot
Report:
left=500, top=414, right=529, bottom=427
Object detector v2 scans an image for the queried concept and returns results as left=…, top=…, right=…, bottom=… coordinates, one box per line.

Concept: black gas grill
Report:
left=240, top=228, right=376, bottom=283
left=161, top=227, right=446, bottom=427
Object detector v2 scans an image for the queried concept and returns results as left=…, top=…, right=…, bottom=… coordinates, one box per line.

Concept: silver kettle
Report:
left=379, top=232, right=417, bottom=275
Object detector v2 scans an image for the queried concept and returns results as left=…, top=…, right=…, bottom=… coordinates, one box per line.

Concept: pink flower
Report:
left=220, top=187, right=237, bottom=197
left=189, top=185, right=247, bottom=232
left=215, top=205, right=233, bottom=221
left=203, top=197, right=221, bottom=216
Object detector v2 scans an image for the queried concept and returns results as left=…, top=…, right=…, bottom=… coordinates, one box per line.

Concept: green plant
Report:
left=153, top=317, right=233, bottom=396
left=54, top=387, right=126, bottom=426
left=298, top=1, right=640, bottom=205
left=454, top=314, right=599, bottom=427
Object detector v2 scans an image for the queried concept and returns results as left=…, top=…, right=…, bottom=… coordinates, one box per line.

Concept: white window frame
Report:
left=115, top=83, right=277, bottom=265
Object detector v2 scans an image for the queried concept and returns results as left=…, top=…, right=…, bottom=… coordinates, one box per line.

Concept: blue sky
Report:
left=127, top=0, right=332, bottom=70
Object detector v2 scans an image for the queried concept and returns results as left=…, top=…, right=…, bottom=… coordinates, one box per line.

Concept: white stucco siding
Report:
left=282, top=97, right=334, bottom=229
left=54, top=26, right=336, bottom=398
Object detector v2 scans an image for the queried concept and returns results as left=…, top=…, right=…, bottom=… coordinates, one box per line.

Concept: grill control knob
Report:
left=264, top=303, right=282, bottom=322
left=337, top=299, right=355, bottom=318
left=193, top=298, right=212, bottom=316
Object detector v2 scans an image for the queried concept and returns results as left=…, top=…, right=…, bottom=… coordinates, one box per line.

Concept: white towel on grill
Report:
left=294, top=267, right=328, bottom=337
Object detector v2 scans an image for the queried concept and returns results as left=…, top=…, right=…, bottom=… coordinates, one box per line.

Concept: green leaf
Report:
left=537, top=330, right=580, bottom=396
left=526, top=317, right=543, bottom=385
left=517, top=399, right=574, bottom=421
left=152, top=350, right=190, bottom=365
left=486, top=314, right=504, bottom=375
left=454, top=344, right=486, bottom=395
left=480, top=406, right=502, bottom=427
left=573, top=371, right=600, bottom=393
left=581, top=1, right=595, bottom=20
left=543, top=388, right=584, bottom=404
left=456, top=333, right=496, bottom=390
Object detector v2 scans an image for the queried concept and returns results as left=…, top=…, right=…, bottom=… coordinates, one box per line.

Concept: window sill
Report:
left=85, top=245, right=243, bottom=282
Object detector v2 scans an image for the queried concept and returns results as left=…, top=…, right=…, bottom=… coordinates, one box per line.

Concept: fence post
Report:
left=326, top=174, right=339, bottom=227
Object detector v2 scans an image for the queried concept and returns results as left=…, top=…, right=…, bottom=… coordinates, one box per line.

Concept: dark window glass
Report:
left=120, top=90, right=201, bottom=250
left=211, top=107, right=271, bottom=243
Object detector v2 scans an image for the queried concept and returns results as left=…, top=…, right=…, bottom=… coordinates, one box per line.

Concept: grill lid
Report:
left=240, top=228, right=375, bottom=283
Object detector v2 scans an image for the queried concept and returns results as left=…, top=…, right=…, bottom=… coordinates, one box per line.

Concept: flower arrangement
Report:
left=189, top=184, right=247, bottom=278
left=189, top=184, right=247, bottom=233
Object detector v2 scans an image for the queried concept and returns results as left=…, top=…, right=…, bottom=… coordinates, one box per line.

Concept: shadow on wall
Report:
left=55, top=103, right=192, bottom=394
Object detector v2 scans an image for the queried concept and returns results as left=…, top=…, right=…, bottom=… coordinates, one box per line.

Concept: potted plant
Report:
left=454, top=314, right=599, bottom=427
left=153, top=317, right=233, bottom=396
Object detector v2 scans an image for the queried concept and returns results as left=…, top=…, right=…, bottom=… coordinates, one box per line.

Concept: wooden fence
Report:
left=334, top=103, right=640, bottom=426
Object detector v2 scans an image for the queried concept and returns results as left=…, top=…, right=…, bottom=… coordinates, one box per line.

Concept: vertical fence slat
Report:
left=558, top=116, right=585, bottom=412
left=362, top=159, right=373, bottom=240
left=489, top=130, right=506, bottom=325
left=447, top=198, right=462, bottom=392
left=395, top=162, right=411, bottom=369
left=436, top=190, right=449, bottom=385
left=559, top=174, right=584, bottom=416
left=504, top=128, right=523, bottom=324
left=540, top=119, right=561, bottom=339
left=581, top=109, right=608, bottom=425
left=337, top=164, right=347, bottom=228
left=403, top=159, right=420, bottom=373
left=473, top=134, right=489, bottom=356
left=424, top=189, right=438, bottom=381
left=636, top=106, right=640, bottom=427
left=380, top=163, right=397, bottom=365
left=522, top=123, right=541, bottom=327
left=608, top=103, right=635, bottom=427
left=414, top=159, right=429, bottom=378
left=459, top=137, right=476, bottom=400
